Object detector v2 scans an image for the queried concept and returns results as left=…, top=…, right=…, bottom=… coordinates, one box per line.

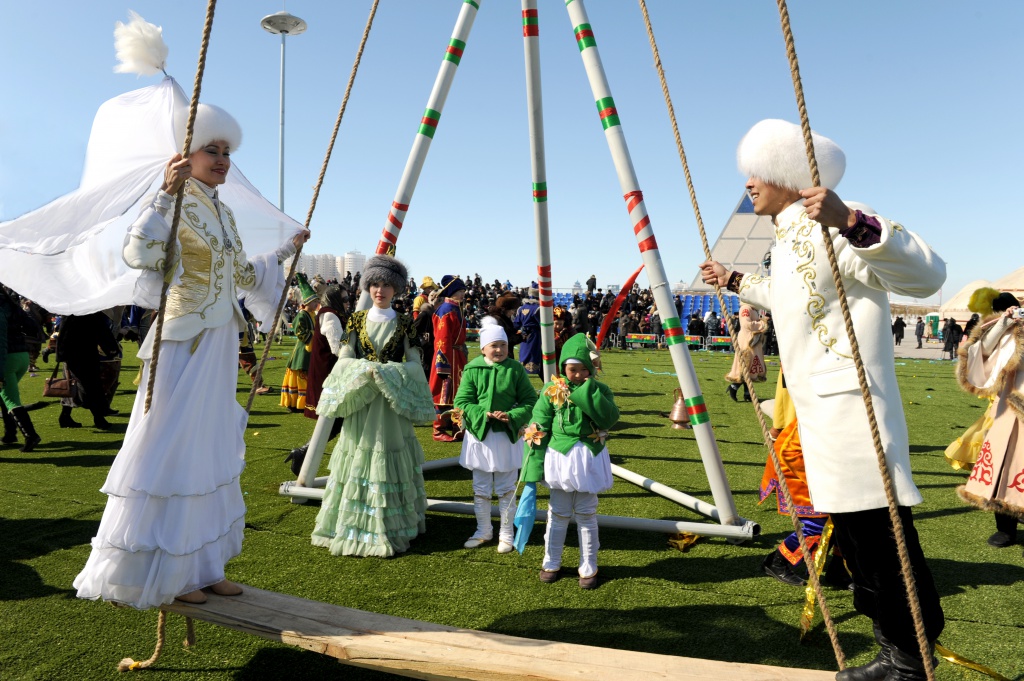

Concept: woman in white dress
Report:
left=73, top=105, right=308, bottom=608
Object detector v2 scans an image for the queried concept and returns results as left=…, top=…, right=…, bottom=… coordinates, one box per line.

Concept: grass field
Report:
left=1, top=342, right=1021, bottom=680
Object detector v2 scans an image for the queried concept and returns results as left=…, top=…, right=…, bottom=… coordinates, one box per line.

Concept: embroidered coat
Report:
left=725, top=303, right=767, bottom=384
left=429, top=298, right=467, bottom=408
left=737, top=202, right=945, bottom=513
left=955, top=316, right=1024, bottom=518
left=287, top=309, right=314, bottom=372
left=513, top=299, right=542, bottom=374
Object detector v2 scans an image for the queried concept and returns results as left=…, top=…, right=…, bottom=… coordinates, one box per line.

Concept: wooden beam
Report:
left=161, top=585, right=834, bottom=680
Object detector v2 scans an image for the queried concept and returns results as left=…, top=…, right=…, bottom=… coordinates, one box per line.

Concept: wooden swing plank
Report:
left=162, top=585, right=835, bottom=681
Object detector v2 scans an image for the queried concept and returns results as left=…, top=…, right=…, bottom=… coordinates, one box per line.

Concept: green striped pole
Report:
left=521, top=0, right=557, bottom=382
left=563, top=0, right=740, bottom=527
left=361, top=0, right=481, bottom=310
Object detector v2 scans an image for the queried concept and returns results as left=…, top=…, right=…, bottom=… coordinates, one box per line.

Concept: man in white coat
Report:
left=700, top=120, right=945, bottom=681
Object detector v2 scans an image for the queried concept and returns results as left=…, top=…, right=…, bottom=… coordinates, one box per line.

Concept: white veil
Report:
left=0, top=77, right=302, bottom=314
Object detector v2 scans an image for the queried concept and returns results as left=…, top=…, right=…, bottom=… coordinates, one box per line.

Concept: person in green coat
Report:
left=522, top=333, right=619, bottom=589
left=281, top=273, right=318, bottom=413
left=454, top=320, right=538, bottom=552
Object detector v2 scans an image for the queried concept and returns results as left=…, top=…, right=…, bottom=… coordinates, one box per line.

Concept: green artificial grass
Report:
left=1, top=343, right=1021, bottom=680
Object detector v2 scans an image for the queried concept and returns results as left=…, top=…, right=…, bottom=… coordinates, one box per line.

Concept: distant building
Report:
left=343, top=250, right=366, bottom=279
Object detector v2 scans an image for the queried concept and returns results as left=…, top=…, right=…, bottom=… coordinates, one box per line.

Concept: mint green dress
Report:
left=311, top=310, right=436, bottom=557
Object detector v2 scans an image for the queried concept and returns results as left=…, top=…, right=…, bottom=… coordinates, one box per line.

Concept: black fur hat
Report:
left=361, top=255, right=409, bottom=295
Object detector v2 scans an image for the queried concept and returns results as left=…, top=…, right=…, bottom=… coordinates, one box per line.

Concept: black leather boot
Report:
left=59, top=405, right=82, bottom=429
left=883, top=644, right=936, bottom=681
left=1, top=404, right=17, bottom=445
left=11, top=406, right=41, bottom=452
left=761, top=549, right=806, bottom=587
left=727, top=384, right=740, bottom=402
left=284, top=444, right=309, bottom=477
left=835, top=623, right=892, bottom=680
left=987, top=513, right=1018, bottom=547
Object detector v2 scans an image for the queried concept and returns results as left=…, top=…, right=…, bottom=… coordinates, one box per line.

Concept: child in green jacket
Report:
left=454, top=321, right=538, bottom=552
left=522, top=333, right=619, bottom=589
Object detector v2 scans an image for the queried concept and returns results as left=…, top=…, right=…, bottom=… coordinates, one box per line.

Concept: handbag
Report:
left=43, top=362, right=79, bottom=400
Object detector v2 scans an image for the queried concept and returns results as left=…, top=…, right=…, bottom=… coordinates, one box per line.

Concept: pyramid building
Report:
left=689, top=191, right=775, bottom=290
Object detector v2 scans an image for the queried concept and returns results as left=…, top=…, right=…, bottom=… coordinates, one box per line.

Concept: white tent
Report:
left=940, top=278, right=990, bottom=322
left=990, top=265, right=1024, bottom=298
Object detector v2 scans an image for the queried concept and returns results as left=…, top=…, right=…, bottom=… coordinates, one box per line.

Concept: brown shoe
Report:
left=539, top=569, right=560, bottom=584
left=175, top=589, right=207, bottom=604
left=208, top=579, right=243, bottom=596
left=578, top=574, right=599, bottom=590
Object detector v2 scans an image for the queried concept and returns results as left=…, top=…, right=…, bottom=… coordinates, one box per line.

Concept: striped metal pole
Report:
left=521, top=1, right=557, bottom=382
left=563, top=0, right=739, bottom=526
left=358, top=0, right=482, bottom=311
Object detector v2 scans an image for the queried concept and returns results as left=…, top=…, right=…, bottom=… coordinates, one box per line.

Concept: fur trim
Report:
left=114, top=11, right=168, bottom=77
left=180, top=103, right=243, bottom=154
left=956, top=317, right=1024, bottom=413
left=737, top=119, right=845, bottom=191
left=956, top=485, right=1024, bottom=520
left=968, top=287, right=1000, bottom=316
left=361, top=255, right=408, bottom=294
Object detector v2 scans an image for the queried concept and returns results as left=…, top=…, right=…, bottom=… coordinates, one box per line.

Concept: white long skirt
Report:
left=544, top=442, right=613, bottom=494
left=73, top=323, right=246, bottom=609
left=459, top=429, right=523, bottom=473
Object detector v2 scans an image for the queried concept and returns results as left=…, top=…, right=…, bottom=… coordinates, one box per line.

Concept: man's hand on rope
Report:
left=161, top=154, right=191, bottom=195
left=800, top=187, right=857, bottom=228
left=698, top=260, right=730, bottom=288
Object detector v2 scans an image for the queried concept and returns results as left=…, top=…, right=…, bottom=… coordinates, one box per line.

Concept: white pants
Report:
left=472, top=469, right=518, bottom=498
left=471, top=469, right=518, bottom=543
left=542, top=489, right=599, bottom=578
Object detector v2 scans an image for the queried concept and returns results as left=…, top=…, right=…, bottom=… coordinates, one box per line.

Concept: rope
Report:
left=244, top=0, right=381, bottom=414
left=637, top=0, right=846, bottom=666
left=185, top=617, right=196, bottom=648
left=144, top=0, right=219, bottom=414
left=117, top=610, right=166, bottom=672
left=775, top=1, right=936, bottom=678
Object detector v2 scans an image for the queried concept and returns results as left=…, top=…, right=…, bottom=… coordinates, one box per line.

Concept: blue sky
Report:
left=2, top=1, right=1020, bottom=303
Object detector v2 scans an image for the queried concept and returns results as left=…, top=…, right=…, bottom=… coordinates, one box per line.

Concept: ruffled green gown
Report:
left=311, top=308, right=436, bottom=557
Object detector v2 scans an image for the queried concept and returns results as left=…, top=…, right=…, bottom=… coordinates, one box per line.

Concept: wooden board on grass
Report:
left=162, top=585, right=834, bottom=681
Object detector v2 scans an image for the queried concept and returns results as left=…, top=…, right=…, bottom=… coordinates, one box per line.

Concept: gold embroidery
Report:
left=789, top=213, right=852, bottom=359
left=165, top=185, right=227, bottom=322
left=124, top=234, right=169, bottom=272
left=738, top=274, right=766, bottom=295
left=889, top=220, right=905, bottom=237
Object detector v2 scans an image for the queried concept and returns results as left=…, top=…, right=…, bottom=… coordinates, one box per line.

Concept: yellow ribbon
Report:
left=798, top=518, right=833, bottom=640
left=935, top=642, right=1010, bottom=681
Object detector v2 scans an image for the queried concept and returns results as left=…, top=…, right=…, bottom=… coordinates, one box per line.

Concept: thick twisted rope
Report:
left=775, top=1, right=935, bottom=678
left=144, top=0, right=218, bottom=414
left=637, top=0, right=845, bottom=666
left=117, top=610, right=167, bottom=672
left=244, top=0, right=381, bottom=414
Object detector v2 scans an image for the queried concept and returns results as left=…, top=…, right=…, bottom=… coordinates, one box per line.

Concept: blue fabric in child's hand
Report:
left=513, top=482, right=537, bottom=555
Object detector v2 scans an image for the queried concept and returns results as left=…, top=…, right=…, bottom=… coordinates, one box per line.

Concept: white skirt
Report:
left=544, top=442, right=613, bottom=494
left=73, top=322, right=246, bottom=610
left=459, top=429, right=523, bottom=473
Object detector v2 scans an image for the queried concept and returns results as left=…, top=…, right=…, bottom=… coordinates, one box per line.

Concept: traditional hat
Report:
left=362, top=255, right=409, bottom=294
left=438, top=275, right=466, bottom=298
left=992, top=292, right=1021, bottom=313
left=181, top=103, right=242, bottom=155
left=420, top=276, right=436, bottom=291
left=295, top=272, right=317, bottom=305
left=496, top=292, right=521, bottom=312
left=559, top=333, right=595, bottom=374
left=479, top=318, right=508, bottom=348
left=737, top=119, right=845, bottom=191
left=528, top=281, right=539, bottom=298
left=552, top=305, right=569, bottom=321
left=967, top=287, right=999, bottom=315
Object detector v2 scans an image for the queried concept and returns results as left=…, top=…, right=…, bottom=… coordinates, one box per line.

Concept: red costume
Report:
left=430, top=290, right=467, bottom=441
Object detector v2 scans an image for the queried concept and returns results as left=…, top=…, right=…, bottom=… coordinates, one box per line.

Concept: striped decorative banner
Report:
left=537, top=264, right=553, bottom=308
left=444, top=38, right=466, bottom=65
left=624, top=190, right=657, bottom=252
left=595, top=96, right=620, bottom=129
left=522, top=8, right=539, bottom=36
left=532, top=182, right=548, bottom=202
left=573, top=23, right=596, bottom=51
left=418, top=108, right=441, bottom=138
left=542, top=351, right=557, bottom=362
left=662, top=316, right=685, bottom=346
left=685, top=396, right=710, bottom=425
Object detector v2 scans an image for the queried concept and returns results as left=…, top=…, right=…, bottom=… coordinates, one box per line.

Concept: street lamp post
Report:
left=261, top=11, right=307, bottom=213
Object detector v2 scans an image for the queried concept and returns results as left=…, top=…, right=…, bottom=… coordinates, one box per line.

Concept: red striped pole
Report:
left=360, top=0, right=482, bottom=310
left=563, top=0, right=740, bottom=526
left=522, top=0, right=557, bottom=381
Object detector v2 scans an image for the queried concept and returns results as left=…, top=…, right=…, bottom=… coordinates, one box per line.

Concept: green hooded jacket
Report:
left=520, top=333, right=619, bottom=483
left=453, top=355, right=538, bottom=442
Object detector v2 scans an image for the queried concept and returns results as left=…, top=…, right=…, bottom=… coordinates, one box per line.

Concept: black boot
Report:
left=284, top=444, right=309, bottom=477
left=1, top=404, right=17, bottom=445
left=761, top=549, right=806, bottom=587
left=835, top=622, right=892, bottom=680
left=727, top=384, right=739, bottom=402
left=824, top=555, right=855, bottom=591
left=11, top=407, right=41, bottom=453
left=883, top=644, right=936, bottom=681
left=59, top=405, right=82, bottom=429
left=91, top=410, right=111, bottom=430
left=987, top=513, right=1018, bottom=547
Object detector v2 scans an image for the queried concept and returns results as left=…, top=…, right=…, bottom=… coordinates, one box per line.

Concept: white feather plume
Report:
left=113, top=11, right=169, bottom=76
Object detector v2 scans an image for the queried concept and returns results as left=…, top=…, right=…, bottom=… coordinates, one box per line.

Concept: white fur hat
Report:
left=479, top=317, right=508, bottom=348
left=737, top=119, right=845, bottom=191
left=180, top=103, right=243, bottom=154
